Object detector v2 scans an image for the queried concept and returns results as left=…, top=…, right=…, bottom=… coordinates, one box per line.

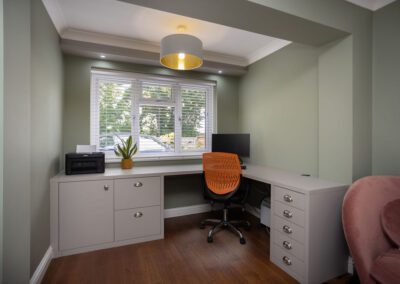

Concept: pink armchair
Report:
left=342, top=176, right=400, bottom=284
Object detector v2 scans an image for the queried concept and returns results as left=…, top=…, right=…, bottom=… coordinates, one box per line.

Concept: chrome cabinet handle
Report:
left=283, top=209, right=293, bottom=218
left=104, top=185, right=109, bottom=191
left=282, top=256, right=292, bottom=266
left=133, top=182, right=143, bottom=188
left=133, top=212, right=143, bottom=218
left=283, top=194, right=293, bottom=203
left=283, top=225, right=292, bottom=234
left=283, top=241, right=292, bottom=250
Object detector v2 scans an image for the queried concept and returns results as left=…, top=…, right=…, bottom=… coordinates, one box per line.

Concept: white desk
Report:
left=50, top=164, right=348, bottom=284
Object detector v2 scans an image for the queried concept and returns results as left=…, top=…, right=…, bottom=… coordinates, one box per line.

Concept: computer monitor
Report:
left=211, top=134, right=250, bottom=158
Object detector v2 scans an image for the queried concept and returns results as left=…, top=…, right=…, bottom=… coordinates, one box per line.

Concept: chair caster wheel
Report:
left=240, top=238, right=246, bottom=245
left=207, top=236, right=213, bottom=243
left=199, top=223, right=205, bottom=229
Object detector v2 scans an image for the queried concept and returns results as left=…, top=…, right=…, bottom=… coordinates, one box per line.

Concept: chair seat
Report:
left=370, top=249, right=400, bottom=284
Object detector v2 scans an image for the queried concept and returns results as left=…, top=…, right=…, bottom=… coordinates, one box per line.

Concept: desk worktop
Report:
left=52, top=164, right=346, bottom=194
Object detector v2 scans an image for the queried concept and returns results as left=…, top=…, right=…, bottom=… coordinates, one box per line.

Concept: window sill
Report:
left=105, top=152, right=204, bottom=164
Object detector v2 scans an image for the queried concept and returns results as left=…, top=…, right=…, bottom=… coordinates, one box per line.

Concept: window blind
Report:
left=181, top=87, right=207, bottom=152
left=95, top=79, right=133, bottom=151
left=141, top=82, right=173, bottom=101
left=90, top=70, right=215, bottom=160
left=139, top=105, right=175, bottom=153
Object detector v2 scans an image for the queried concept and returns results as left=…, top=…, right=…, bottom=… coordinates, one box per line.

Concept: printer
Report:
left=65, top=152, right=105, bottom=175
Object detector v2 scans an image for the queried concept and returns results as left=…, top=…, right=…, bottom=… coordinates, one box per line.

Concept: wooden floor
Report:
left=43, top=211, right=351, bottom=284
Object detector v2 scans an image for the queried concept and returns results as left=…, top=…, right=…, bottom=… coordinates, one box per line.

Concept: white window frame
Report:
left=90, top=69, right=215, bottom=162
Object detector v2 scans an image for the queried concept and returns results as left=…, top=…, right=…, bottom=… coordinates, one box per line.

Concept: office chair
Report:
left=200, top=152, right=251, bottom=244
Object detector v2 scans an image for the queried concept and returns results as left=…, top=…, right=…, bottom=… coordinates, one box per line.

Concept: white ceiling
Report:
left=42, top=0, right=291, bottom=66
left=344, top=0, right=396, bottom=10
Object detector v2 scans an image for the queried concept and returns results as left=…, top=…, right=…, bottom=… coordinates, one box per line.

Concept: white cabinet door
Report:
left=59, top=180, right=114, bottom=251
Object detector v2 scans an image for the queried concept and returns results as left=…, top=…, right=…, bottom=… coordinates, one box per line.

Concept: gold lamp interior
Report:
left=160, top=53, right=203, bottom=70
left=160, top=33, right=203, bottom=71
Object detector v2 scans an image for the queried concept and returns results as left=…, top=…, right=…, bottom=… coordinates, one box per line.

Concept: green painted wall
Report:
left=30, top=0, right=64, bottom=276
left=63, top=54, right=239, bottom=154
left=0, top=0, right=3, bottom=281
left=239, top=43, right=319, bottom=176
left=243, top=0, right=372, bottom=183
left=318, top=37, right=353, bottom=184
left=2, top=0, right=63, bottom=280
left=3, top=0, right=31, bottom=282
left=63, top=54, right=239, bottom=208
left=372, top=1, right=400, bottom=175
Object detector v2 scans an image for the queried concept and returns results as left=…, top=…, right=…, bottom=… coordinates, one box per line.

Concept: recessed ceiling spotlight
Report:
left=100, top=54, right=106, bottom=59
left=218, top=70, right=223, bottom=74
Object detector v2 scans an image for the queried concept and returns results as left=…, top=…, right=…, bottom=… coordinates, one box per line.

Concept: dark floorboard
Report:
left=43, top=211, right=352, bottom=284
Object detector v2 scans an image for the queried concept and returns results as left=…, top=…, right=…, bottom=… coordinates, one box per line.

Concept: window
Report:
left=91, top=70, right=214, bottom=160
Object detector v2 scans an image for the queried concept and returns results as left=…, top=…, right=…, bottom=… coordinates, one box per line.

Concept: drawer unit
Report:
left=274, top=201, right=305, bottom=227
left=273, top=229, right=305, bottom=260
left=273, top=186, right=305, bottom=211
left=271, top=244, right=306, bottom=282
left=115, top=176, right=161, bottom=210
left=115, top=206, right=161, bottom=241
left=272, top=215, right=305, bottom=244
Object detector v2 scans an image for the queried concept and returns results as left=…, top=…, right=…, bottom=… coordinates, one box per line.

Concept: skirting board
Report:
left=164, top=203, right=260, bottom=219
left=30, top=246, right=53, bottom=284
left=164, top=203, right=212, bottom=218
left=245, top=204, right=260, bottom=218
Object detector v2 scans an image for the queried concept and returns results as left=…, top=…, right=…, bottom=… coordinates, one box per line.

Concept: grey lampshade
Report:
left=160, top=34, right=203, bottom=70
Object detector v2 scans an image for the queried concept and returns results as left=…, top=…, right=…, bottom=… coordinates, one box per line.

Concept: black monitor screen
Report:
left=211, top=134, right=250, bottom=158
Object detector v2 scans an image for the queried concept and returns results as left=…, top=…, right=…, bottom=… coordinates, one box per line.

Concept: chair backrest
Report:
left=202, top=152, right=241, bottom=195
left=342, top=176, right=400, bottom=284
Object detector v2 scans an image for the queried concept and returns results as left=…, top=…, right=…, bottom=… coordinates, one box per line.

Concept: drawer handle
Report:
left=283, top=240, right=292, bottom=250
left=282, top=256, right=292, bottom=266
left=133, top=182, right=143, bottom=188
left=283, top=194, right=293, bottom=203
left=283, top=209, right=293, bottom=218
left=133, top=212, right=143, bottom=218
left=283, top=225, right=292, bottom=234
left=104, top=185, right=109, bottom=191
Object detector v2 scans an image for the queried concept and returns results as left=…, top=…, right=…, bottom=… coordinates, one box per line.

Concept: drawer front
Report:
left=272, top=215, right=305, bottom=244
left=273, top=186, right=305, bottom=211
left=271, top=244, right=306, bottom=281
left=274, top=201, right=305, bottom=227
left=273, top=229, right=305, bottom=260
left=115, top=206, right=161, bottom=241
left=115, top=177, right=161, bottom=210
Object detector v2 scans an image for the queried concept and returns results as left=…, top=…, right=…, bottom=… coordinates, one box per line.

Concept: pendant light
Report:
left=160, top=26, right=203, bottom=70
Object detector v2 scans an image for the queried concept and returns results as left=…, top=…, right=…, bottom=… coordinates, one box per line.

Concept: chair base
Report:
left=200, top=208, right=250, bottom=245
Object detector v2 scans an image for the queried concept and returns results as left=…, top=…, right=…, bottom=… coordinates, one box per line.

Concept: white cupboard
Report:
left=59, top=180, right=114, bottom=250
left=51, top=175, right=164, bottom=257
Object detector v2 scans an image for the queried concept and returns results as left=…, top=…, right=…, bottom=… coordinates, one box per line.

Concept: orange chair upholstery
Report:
left=203, top=152, right=241, bottom=195
left=200, top=152, right=250, bottom=244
